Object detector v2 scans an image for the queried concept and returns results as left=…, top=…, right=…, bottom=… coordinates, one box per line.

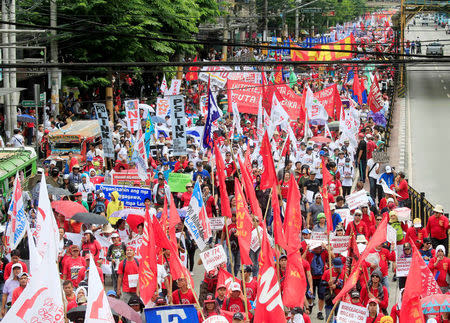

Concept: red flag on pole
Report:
left=169, top=194, right=181, bottom=249
left=368, top=74, right=384, bottom=113
left=271, top=183, right=287, bottom=250
left=238, top=156, right=263, bottom=222
left=235, top=179, right=254, bottom=266
left=353, top=71, right=363, bottom=105
left=284, top=176, right=303, bottom=253
left=185, top=56, right=199, bottom=81
left=282, top=251, right=307, bottom=308
left=322, top=187, right=334, bottom=233
left=214, top=143, right=232, bottom=218
left=260, top=131, right=278, bottom=190
left=139, top=209, right=158, bottom=305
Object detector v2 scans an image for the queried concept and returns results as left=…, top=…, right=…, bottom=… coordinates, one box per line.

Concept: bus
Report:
left=0, top=147, right=37, bottom=197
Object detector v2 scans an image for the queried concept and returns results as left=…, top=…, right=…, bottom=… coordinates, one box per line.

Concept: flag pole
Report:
left=325, top=300, right=340, bottom=323
left=224, top=217, right=236, bottom=280
left=240, top=260, right=250, bottom=321
left=189, top=278, right=205, bottom=320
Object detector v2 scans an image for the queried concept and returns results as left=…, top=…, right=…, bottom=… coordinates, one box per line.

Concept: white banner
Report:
left=94, top=103, right=115, bottom=158
left=170, top=95, right=187, bottom=156
left=166, top=79, right=182, bottom=96
left=210, top=217, right=225, bottom=231
left=204, top=316, right=229, bottom=323
left=394, top=207, right=411, bottom=222
left=199, top=245, right=227, bottom=272
left=345, top=190, right=369, bottom=210
left=396, top=245, right=412, bottom=277
left=156, top=97, right=170, bottom=118
left=331, top=236, right=350, bottom=254
left=336, top=302, right=368, bottom=323
left=198, top=66, right=231, bottom=89
left=124, top=99, right=140, bottom=133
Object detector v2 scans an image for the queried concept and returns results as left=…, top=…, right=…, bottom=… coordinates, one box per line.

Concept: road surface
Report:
left=406, top=22, right=450, bottom=210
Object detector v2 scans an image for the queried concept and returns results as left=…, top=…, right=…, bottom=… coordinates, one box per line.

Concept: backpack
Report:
left=229, top=231, right=239, bottom=252
left=92, top=199, right=106, bottom=214
left=155, top=184, right=165, bottom=205
left=311, top=253, right=324, bottom=276
left=122, top=258, right=139, bottom=273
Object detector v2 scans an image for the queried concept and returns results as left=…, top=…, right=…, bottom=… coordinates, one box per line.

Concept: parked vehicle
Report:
left=426, top=42, right=444, bottom=56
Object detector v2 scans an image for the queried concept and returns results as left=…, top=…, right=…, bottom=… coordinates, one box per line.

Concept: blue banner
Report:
left=144, top=305, right=199, bottom=323
left=95, top=184, right=151, bottom=208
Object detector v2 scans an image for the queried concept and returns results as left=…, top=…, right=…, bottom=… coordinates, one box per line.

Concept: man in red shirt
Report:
left=365, top=298, right=384, bottom=323
left=345, top=210, right=369, bottom=239
left=11, top=272, right=28, bottom=305
left=63, top=245, right=87, bottom=287
left=224, top=151, right=237, bottom=195
left=3, top=250, right=28, bottom=281
left=117, top=246, right=139, bottom=303
left=172, top=277, right=196, bottom=304
left=222, top=282, right=251, bottom=316
left=392, top=172, right=409, bottom=207
left=405, top=218, right=428, bottom=249
left=63, top=280, right=76, bottom=304
left=76, top=254, right=104, bottom=286
left=241, top=266, right=257, bottom=301
left=426, top=204, right=449, bottom=250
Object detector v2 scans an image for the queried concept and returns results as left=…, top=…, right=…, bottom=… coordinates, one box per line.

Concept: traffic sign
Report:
left=301, top=8, right=322, bottom=13
left=40, top=92, right=46, bottom=103
left=21, top=100, right=36, bottom=107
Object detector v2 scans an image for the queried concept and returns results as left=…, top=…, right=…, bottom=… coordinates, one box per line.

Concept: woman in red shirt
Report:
left=428, top=245, right=450, bottom=293
left=180, top=183, right=193, bottom=208
left=279, top=172, right=290, bottom=201
left=199, top=294, right=222, bottom=322
left=81, top=230, right=102, bottom=262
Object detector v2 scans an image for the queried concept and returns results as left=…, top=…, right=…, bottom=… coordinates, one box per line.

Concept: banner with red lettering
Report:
left=274, top=84, right=305, bottom=122
left=227, top=80, right=262, bottom=115
left=368, top=75, right=384, bottom=113
left=125, top=99, right=140, bottom=133
left=228, top=71, right=262, bottom=84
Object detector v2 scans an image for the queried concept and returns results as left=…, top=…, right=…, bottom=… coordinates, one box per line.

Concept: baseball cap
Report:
left=74, top=192, right=82, bottom=196
left=230, top=282, right=241, bottom=292
left=368, top=298, right=379, bottom=305
left=111, top=233, right=120, bottom=238
left=84, top=230, right=93, bottom=235
left=413, top=218, right=422, bottom=228
left=204, top=293, right=216, bottom=303
left=216, top=284, right=226, bottom=290
left=385, top=166, right=392, bottom=173
left=302, top=228, right=312, bottom=234
left=354, top=209, right=362, bottom=215
left=18, top=272, right=29, bottom=278
left=107, top=290, right=117, bottom=297
left=12, top=263, right=22, bottom=270
left=233, top=312, right=245, bottom=320
left=332, top=258, right=343, bottom=269
left=351, top=290, right=360, bottom=299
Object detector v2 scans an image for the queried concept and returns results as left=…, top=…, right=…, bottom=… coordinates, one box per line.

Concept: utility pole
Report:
left=34, top=84, right=40, bottom=153
left=50, top=0, right=59, bottom=115
left=264, top=0, right=268, bottom=41
left=222, top=16, right=229, bottom=61
left=2, top=0, right=10, bottom=139
left=9, top=0, right=17, bottom=135
left=295, top=9, right=299, bottom=41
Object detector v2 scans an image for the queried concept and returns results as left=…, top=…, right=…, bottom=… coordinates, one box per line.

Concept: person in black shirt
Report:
left=356, top=138, right=367, bottom=183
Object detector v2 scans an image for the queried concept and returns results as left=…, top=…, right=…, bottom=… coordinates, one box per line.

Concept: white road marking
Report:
left=439, top=74, right=442, bottom=78
left=441, top=79, right=445, bottom=83
left=444, top=86, right=447, bottom=90
left=447, top=93, right=450, bottom=98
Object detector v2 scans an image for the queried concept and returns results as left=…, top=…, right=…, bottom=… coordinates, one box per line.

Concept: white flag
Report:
left=132, top=129, right=148, bottom=181
left=256, top=96, right=264, bottom=141
left=270, top=93, right=290, bottom=127
left=231, top=102, right=243, bottom=136
left=6, top=173, right=27, bottom=251
left=2, top=248, right=64, bottom=322
left=85, top=254, right=115, bottom=322
left=161, top=74, right=168, bottom=95
left=26, top=220, right=41, bottom=277
left=35, top=174, right=59, bottom=262
left=167, top=79, right=182, bottom=96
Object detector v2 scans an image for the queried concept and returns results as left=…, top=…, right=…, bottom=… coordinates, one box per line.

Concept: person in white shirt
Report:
left=366, top=158, right=381, bottom=202
left=341, top=157, right=354, bottom=196
left=9, top=129, right=24, bottom=147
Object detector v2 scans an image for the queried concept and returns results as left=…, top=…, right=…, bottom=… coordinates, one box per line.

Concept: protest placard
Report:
left=336, top=208, right=352, bottom=229
left=203, top=316, right=229, bottom=323
left=170, top=95, right=187, bottom=156
left=95, top=184, right=151, bottom=208
left=387, top=224, right=397, bottom=251
left=144, top=305, right=199, bottom=323
left=394, top=207, right=411, bottom=222
left=373, top=151, right=389, bottom=163
left=396, top=245, right=412, bottom=277
left=331, top=236, right=350, bottom=254
left=336, top=302, right=368, bottom=323
left=156, top=97, right=170, bottom=118
left=112, top=169, right=152, bottom=187
left=345, top=190, right=369, bottom=210
left=124, top=99, right=140, bottom=133
left=168, top=173, right=192, bottom=193
left=304, top=239, right=324, bottom=251
left=209, top=217, right=225, bottom=231
left=198, top=66, right=231, bottom=89
left=380, top=180, right=401, bottom=197
left=311, top=231, right=327, bottom=242
left=199, top=245, right=227, bottom=272
left=93, top=103, right=114, bottom=158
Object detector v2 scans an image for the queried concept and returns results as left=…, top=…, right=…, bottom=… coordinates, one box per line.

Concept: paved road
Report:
left=406, top=22, right=450, bottom=210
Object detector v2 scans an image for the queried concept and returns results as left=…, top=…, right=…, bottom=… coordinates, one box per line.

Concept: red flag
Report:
left=238, top=156, right=263, bottom=222
left=400, top=242, right=426, bottom=323
left=139, top=209, right=158, bottom=304
left=254, top=229, right=287, bottom=323
left=260, top=131, right=277, bottom=190
left=282, top=251, right=307, bottom=308
left=274, top=65, right=283, bottom=85
left=214, top=143, right=232, bottom=218
left=283, top=176, right=302, bottom=253
left=160, top=197, right=169, bottom=233
left=281, top=136, right=290, bottom=157
left=148, top=154, right=157, bottom=169
left=185, top=56, right=199, bottom=81
left=322, top=187, right=334, bottom=233
left=367, top=74, right=384, bottom=113
left=333, top=216, right=388, bottom=303
left=216, top=267, right=241, bottom=297
left=410, top=237, right=441, bottom=297
left=271, top=183, right=287, bottom=250
left=169, top=194, right=181, bottom=249
left=322, top=160, right=333, bottom=187
left=234, top=179, right=253, bottom=266
left=261, top=68, right=273, bottom=116
left=353, top=71, right=363, bottom=105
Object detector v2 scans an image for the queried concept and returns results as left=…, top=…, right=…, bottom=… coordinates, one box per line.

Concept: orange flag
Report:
left=214, top=143, right=232, bottom=218
left=283, top=176, right=302, bottom=253
left=139, top=209, right=158, bottom=305
left=235, top=179, right=253, bottom=266
left=282, top=251, right=307, bottom=308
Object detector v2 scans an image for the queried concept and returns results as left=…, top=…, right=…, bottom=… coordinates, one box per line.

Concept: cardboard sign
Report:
left=373, top=151, right=389, bottom=163
left=345, top=190, right=369, bottom=210
left=124, top=99, right=140, bottom=133
left=311, top=231, right=327, bottom=242
left=170, top=95, right=187, bottom=156
left=396, top=245, right=412, bottom=277
left=144, top=305, right=199, bottom=323
left=95, top=184, right=152, bottom=208
left=93, top=103, right=115, bottom=158
left=394, top=207, right=411, bottom=222
left=199, top=245, right=227, bottom=272
left=112, top=169, right=152, bottom=187
left=156, top=97, right=170, bottom=118
left=209, top=217, right=225, bottom=231
left=336, top=302, right=368, bottom=323
left=331, top=235, right=350, bottom=254
left=168, top=173, right=192, bottom=193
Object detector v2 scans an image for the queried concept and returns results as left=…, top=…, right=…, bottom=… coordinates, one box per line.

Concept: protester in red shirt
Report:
left=76, top=255, right=104, bottom=285
left=392, top=172, right=409, bottom=206
left=81, top=230, right=102, bottom=262
left=63, top=280, right=76, bottom=304
left=63, top=245, right=87, bottom=287
left=428, top=245, right=450, bottom=292
left=172, top=277, right=196, bottom=304
left=365, top=298, right=384, bottom=323
left=240, top=266, right=258, bottom=301
left=199, top=293, right=222, bottom=322
left=180, top=183, right=193, bottom=207
left=306, top=245, right=330, bottom=320
left=117, top=246, right=139, bottom=302
left=174, top=155, right=189, bottom=173
left=360, top=269, right=389, bottom=311
left=11, top=272, right=29, bottom=305
left=279, top=172, right=290, bottom=201
left=222, top=282, right=252, bottom=317
left=361, top=204, right=375, bottom=229
left=426, top=205, right=449, bottom=249
left=405, top=218, right=428, bottom=249
left=322, top=258, right=344, bottom=320
left=203, top=185, right=216, bottom=218
left=345, top=209, right=369, bottom=239
left=3, top=250, right=28, bottom=281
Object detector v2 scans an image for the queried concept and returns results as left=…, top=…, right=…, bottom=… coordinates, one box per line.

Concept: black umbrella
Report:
left=47, top=184, right=71, bottom=196
left=67, top=305, right=120, bottom=322
left=71, top=212, right=109, bottom=225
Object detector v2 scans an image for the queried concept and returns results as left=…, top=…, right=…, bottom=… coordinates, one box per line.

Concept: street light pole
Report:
left=1, top=0, right=10, bottom=139
left=50, top=0, right=59, bottom=115
left=9, top=0, right=17, bottom=134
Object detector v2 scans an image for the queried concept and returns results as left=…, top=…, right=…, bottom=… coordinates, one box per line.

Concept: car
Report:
left=421, top=18, right=432, bottom=26
left=446, top=25, right=450, bottom=34
left=426, top=42, right=444, bottom=56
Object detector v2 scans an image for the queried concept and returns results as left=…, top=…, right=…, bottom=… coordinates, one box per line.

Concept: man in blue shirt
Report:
left=330, top=203, right=343, bottom=231
left=193, top=162, right=210, bottom=182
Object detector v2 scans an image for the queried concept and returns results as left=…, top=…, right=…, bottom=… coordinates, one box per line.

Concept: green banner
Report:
left=168, top=173, right=192, bottom=192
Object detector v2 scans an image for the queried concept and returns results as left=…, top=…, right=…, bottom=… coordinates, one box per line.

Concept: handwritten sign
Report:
left=209, top=217, right=225, bottom=231
left=394, top=207, right=411, bottom=222
left=311, top=231, right=327, bottom=242
left=336, top=302, right=368, bottom=323
left=331, top=236, right=350, bottom=254
left=396, top=245, right=412, bottom=277
left=345, top=190, right=369, bottom=210
left=156, top=97, right=170, bottom=118
left=199, top=245, right=227, bottom=272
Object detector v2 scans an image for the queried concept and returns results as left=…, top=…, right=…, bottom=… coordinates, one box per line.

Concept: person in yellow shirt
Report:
left=106, top=191, right=124, bottom=225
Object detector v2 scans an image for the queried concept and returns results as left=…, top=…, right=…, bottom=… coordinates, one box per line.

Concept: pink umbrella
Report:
left=51, top=200, right=89, bottom=219
left=107, top=296, right=142, bottom=323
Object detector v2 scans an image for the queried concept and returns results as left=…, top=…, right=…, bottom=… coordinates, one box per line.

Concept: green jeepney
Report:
left=0, top=147, right=37, bottom=197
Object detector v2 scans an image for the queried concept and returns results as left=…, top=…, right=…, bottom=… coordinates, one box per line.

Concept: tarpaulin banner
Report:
left=156, top=97, right=170, bottom=118
left=274, top=84, right=305, bottom=121
left=95, top=184, right=152, bottom=208
left=144, top=305, right=199, bottom=323
left=170, top=95, right=187, bottom=156
left=198, top=66, right=232, bottom=89
left=228, top=71, right=262, bottom=84
left=227, top=80, right=262, bottom=115
left=93, top=103, right=115, bottom=158
left=124, top=99, right=140, bottom=133
left=291, top=34, right=355, bottom=62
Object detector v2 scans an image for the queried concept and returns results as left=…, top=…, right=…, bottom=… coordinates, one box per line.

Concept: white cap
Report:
left=387, top=197, right=394, bottom=203
left=50, top=160, right=57, bottom=166
left=230, top=282, right=241, bottom=292
left=385, top=166, right=392, bottom=173
left=111, top=233, right=120, bottom=238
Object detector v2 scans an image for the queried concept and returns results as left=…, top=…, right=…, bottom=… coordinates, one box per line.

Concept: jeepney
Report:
left=0, top=147, right=37, bottom=197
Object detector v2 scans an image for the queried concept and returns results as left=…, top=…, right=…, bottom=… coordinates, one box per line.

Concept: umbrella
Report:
left=47, top=184, right=71, bottom=196
left=110, top=209, right=146, bottom=220
left=71, top=212, right=109, bottom=225
left=310, top=136, right=332, bottom=143
left=151, top=115, right=165, bottom=123
left=67, top=305, right=120, bottom=322
left=17, top=114, right=36, bottom=123
left=108, top=296, right=142, bottom=323
left=422, top=294, right=450, bottom=314
left=327, top=120, right=340, bottom=131
left=126, top=213, right=145, bottom=233
left=51, top=200, right=89, bottom=219
left=138, top=103, right=154, bottom=113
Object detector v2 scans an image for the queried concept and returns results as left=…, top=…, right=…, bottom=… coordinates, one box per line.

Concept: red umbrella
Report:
left=126, top=213, right=145, bottom=233
left=51, top=200, right=88, bottom=219
left=310, top=136, right=332, bottom=143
